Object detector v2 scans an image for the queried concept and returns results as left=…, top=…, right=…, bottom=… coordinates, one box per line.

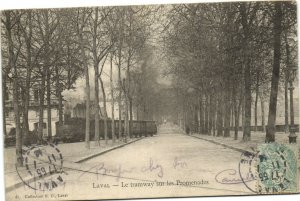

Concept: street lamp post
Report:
left=288, top=66, right=297, bottom=143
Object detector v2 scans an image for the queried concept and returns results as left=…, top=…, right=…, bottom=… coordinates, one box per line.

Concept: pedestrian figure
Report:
left=185, top=125, right=190, bottom=135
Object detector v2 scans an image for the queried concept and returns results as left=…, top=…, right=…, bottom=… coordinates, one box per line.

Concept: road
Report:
left=7, top=123, right=254, bottom=200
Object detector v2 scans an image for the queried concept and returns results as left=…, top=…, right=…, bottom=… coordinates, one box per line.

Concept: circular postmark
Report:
left=256, top=143, right=297, bottom=194
left=16, top=143, right=66, bottom=191
left=238, top=151, right=258, bottom=193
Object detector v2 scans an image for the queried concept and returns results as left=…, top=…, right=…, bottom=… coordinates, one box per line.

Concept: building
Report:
left=4, top=80, right=61, bottom=137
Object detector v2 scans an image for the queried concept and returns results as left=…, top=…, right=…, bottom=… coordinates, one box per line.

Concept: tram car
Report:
left=56, top=118, right=157, bottom=143
left=4, top=126, right=38, bottom=147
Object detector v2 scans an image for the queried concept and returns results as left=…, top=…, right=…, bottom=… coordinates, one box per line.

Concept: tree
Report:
left=18, top=10, right=33, bottom=144
left=161, top=2, right=292, bottom=143
left=2, top=10, right=23, bottom=166
left=238, top=2, right=260, bottom=141
left=86, top=7, right=112, bottom=145
left=99, top=55, right=109, bottom=144
left=109, top=52, right=116, bottom=142
left=54, top=11, right=83, bottom=127
left=266, top=2, right=283, bottom=142
left=116, top=7, right=125, bottom=141
left=74, top=8, right=92, bottom=149
left=112, top=6, right=156, bottom=140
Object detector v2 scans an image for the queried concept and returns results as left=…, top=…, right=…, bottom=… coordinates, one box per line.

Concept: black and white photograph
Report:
left=0, top=0, right=299, bottom=200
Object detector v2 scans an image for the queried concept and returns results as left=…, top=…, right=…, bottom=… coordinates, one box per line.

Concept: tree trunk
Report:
left=199, top=94, right=204, bottom=134
left=44, top=10, right=52, bottom=141
left=38, top=76, right=46, bottom=143
left=197, top=95, right=201, bottom=133
left=266, top=2, right=282, bottom=143
left=13, top=78, right=23, bottom=166
left=240, top=4, right=252, bottom=141
left=10, top=32, right=22, bottom=166
left=243, top=59, right=252, bottom=141
left=55, top=65, right=63, bottom=126
left=184, top=103, right=187, bottom=134
left=124, top=50, right=131, bottom=140
left=2, top=73, right=7, bottom=137
left=58, top=92, right=63, bottom=125
left=100, top=77, right=108, bottom=145
left=254, top=73, right=259, bottom=132
left=217, top=94, right=223, bottom=137
left=123, top=55, right=131, bottom=141
left=22, top=71, right=30, bottom=146
left=260, top=94, right=265, bottom=132
left=85, top=65, right=91, bottom=148
left=23, top=95, right=30, bottom=146
left=118, top=71, right=122, bottom=140
left=233, top=87, right=239, bottom=140
left=231, top=103, right=234, bottom=128
left=110, top=53, right=116, bottom=143
left=117, top=10, right=124, bottom=141
left=94, top=62, right=100, bottom=145
left=93, top=8, right=100, bottom=145
left=136, top=105, right=139, bottom=121
left=208, top=94, right=214, bottom=135
left=129, top=98, right=133, bottom=138
left=205, top=94, right=209, bottom=135
left=23, top=11, right=33, bottom=145
left=213, top=98, right=217, bottom=136
left=194, top=104, right=198, bottom=133
left=143, top=102, right=147, bottom=120
left=124, top=91, right=129, bottom=142
left=224, top=83, right=231, bottom=137
left=46, top=69, right=52, bottom=141
left=117, top=8, right=126, bottom=140
left=203, top=95, right=207, bottom=134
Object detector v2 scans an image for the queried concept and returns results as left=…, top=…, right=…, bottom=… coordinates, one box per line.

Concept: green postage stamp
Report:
left=257, top=143, right=298, bottom=194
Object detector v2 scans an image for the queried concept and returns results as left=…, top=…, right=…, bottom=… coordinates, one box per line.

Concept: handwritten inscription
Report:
left=141, top=158, right=163, bottom=177
left=215, top=169, right=255, bottom=184
left=78, top=157, right=187, bottom=181
left=173, top=157, right=188, bottom=169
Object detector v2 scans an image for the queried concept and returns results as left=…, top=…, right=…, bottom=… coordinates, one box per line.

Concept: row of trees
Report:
left=1, top=6, right=161, bottom=166
left=2, top=10, right=83, bottom=166
left=162, top=2, right=297, bottom=141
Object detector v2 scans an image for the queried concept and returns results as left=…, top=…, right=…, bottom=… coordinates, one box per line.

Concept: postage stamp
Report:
left=256, top=143, right=298, bottom=194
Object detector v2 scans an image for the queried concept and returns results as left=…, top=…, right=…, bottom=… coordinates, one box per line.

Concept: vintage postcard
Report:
left=1, top=1, right=299, bottom=200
